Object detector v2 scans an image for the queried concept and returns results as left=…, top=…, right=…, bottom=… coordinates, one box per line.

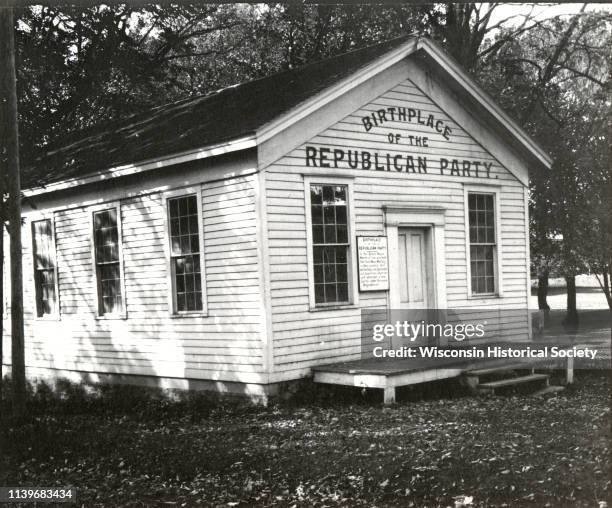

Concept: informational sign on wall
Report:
left=357, top=236, right=389, bottom=292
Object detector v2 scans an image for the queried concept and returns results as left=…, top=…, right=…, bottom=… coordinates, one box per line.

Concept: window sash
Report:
left=313, top=245, right=350, bottom=305
left=34, top=267, right=57, bottom=316
left=468, top=193, right=497, bottom=295
left=98, top=262, right=123, bottom=314
left=167, top=195, right=203, bottom=313
left=32, top=219, right=58, bottom=317
left=93, top=208, right=124, bottom=315
left=310, top=184, right=351, bottom=305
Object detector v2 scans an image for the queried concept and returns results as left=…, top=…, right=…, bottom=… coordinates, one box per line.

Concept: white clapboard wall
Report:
left=2, top=173, right=266, bottom=385
left=265, top=76, right=529, bottom=381
left=1, top=74, right=531, bottom=388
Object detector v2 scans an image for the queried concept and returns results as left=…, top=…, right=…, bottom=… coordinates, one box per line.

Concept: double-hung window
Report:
left=93, top=207, right=125, bottom=316
left=167, top=194, right=204, bottom=313
left=467, top=192, right=497, bottom=295
left=31, top=218, right=58, bottom=317
left=310, top=183, right=351, bottom=306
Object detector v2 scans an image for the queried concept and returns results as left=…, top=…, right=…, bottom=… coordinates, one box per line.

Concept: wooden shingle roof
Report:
left=24, top=36, right=412, bottom=189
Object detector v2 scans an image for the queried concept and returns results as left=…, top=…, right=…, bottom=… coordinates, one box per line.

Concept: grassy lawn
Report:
left=0, top=373, right=610, bottom=507
left=529, top=285, right=609, bottom=311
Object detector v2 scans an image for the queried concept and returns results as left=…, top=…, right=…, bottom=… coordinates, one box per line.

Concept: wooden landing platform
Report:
left=312, top=341, right=585, bottom=404
left=312, top=356, right=500, bottom=404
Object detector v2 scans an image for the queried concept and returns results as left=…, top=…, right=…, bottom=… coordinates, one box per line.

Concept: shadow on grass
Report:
left=0, top=366, right=607, bottom=428
left=0, top=372, right=608, bottom=507
left=0, top=371, right=479, bottom=425
left=279, top=375, right=474, bottom=408
left=543, top=309, right=611, bottom=335
left=0, top=376, right=264, bottom=426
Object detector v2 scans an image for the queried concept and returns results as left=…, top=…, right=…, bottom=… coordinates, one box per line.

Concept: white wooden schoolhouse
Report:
left=2, top=36, right=552, bottom=400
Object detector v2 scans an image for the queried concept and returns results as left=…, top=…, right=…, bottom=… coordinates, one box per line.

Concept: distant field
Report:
left=530, top=274, right=602, bottom=288
left=530, top=278, right=609, bottom=311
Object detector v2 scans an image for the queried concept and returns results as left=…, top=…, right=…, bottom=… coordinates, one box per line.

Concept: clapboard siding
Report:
left=3, top=55, right=539, bottom=391
left=2, top=173, right=266, bottom=382
left=265, top=77, right=529, bottom=376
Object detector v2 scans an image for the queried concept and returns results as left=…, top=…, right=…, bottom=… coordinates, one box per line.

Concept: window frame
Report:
left=304, top=175, right=359, bottom=311
left=463, top=184, right=503, bottom=299
left=30, top=215, right=60, bottom=320
left=162, top=187, right=207, bottom=317
left=89, top=202, right=127, bottom=319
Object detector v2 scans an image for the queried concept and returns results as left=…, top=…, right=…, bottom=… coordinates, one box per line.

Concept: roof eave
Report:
left=23, top=135, right=257, bottom=197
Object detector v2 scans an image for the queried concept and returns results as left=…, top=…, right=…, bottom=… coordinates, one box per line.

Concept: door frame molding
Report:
left=384, top=205, right=448, bottom=310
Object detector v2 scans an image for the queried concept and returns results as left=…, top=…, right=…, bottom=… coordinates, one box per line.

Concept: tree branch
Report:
left=561, top=65, right=607, bottom=87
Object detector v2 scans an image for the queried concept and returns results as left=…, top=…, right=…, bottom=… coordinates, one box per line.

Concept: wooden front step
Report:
left=466, top=362, right=533, bottom=377
left=478, top=373, right=549, bottom=390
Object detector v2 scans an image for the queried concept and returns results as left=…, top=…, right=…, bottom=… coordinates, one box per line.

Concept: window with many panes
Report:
left=167, top=195, right=203, bottom=313
left=93, top=208, right=124, bottom=315
left=310, top=184, right=350, bottom=305
left=468, top=192, right=497, bottom=294
left=32, top=219, right=58, bottom=317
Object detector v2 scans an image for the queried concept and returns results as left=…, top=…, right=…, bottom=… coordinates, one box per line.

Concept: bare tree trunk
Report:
left=0, top=9, right=7, bottom=415
left=537, top=269, right=551, bottom=325
left=592, top=268, right=612, bottom=310
left=0, top=7, right=26, bottom=418
left=603, top=270, right=611, bottom=310
left=0, top=227, right=3, bottom=411
left=0, top=229, right=3, bottom=437
left=564, top=275, right=579, bottom=329
left=0, top=54, right=4, bottom=412
left=537, top=270, right=551, bottom=310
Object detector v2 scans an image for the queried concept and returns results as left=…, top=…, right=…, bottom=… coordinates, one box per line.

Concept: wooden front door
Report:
left=398, top=228, right=431, bottom=309
left=391, top=227, right=437, bottom=347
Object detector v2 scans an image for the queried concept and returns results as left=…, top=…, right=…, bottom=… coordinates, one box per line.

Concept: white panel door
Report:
left=398, top=228, right=430, bottom=310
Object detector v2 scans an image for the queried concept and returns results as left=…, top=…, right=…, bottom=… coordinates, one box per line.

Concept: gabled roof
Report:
left=24, top=35, right=552, bottom=194
left=23, top=36, right=411, bottom=190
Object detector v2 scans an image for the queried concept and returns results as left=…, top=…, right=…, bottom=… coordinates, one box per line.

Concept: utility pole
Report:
left=0, top=195, right=3, bottom=412
left=0, top=230, right=4, bottom=414
left=0, top=6, right=26, bottom=418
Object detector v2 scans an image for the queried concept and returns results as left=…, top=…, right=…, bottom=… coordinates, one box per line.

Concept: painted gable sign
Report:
left=304, top=79, right=499, bottom=180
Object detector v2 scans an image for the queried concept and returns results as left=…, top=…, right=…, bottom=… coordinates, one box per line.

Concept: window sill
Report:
left=94, top=314, right=128, bottom=321
left=34, top=315, right=61, bottom=322
left=468, top=294, right=503, bottom=301
left=309, top=304, right=358, bottom=312
left=170, top=312, right=208, bottom=319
